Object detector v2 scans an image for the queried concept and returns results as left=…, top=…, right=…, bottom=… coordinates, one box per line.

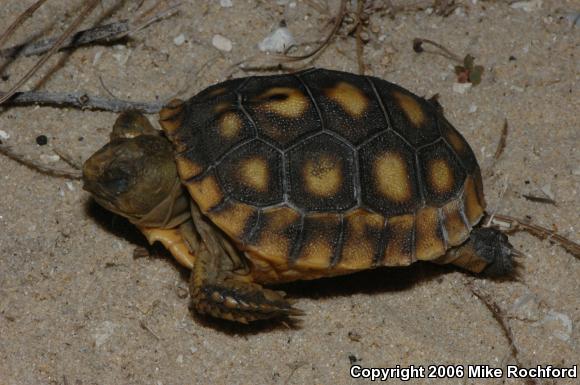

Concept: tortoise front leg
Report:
left=139, top=223, right=197, bottom=269
left=189, top=245, right=303, bottom=323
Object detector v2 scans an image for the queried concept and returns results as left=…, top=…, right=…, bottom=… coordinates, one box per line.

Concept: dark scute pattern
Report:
left=374, top=82, right=440, bottom=147
left=287, top=133, right=356, bottom=211
left=299, top=70, right=388, bottom=145
left=193, top=77, right=246, bottom=101
left=179, top=91, right=254, bottom=170
left=417, top=140, right=467, bottom=205
left=359, top=131, right=420, bottom=216
left=293, top=214, right=342, bottom=264
left=439, top=115, right=478, bottom=173
left=216, top=140, right=284, bottom=206
left=241, top=75, right=320, bottom=149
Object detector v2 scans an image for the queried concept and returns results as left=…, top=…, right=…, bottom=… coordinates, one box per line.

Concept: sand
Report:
left=0, top=0, right=578, bottom=384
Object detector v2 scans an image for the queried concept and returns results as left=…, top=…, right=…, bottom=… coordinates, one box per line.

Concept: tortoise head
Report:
left=82, top=112, right=183, bottom=225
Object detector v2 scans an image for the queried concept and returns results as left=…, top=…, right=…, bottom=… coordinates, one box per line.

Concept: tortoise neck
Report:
left=129, top=178, right=191, bottom=229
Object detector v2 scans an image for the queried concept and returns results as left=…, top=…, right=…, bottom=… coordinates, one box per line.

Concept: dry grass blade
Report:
left=0, top=0, right=100, bottom=105
left=465, top=279, right=521, bottom=366
left=0, top=0, right=48, bottom=49
left=0, top=142, right=82, bottom=180
left=412, top=37, right=463, bottom=63
left=355, top=0, right=366, bottom=75
left=491, top=213, right=580, bottom=258
left=265, top=0, right=346, bottom=66
left=130, top=0, right=182, bottom=33
left=493, top=118, right=508, bottom=160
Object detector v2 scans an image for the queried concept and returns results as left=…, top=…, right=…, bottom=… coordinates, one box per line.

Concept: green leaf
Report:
left=469, top=65, right=484, bottom=85
left=463, top=54, right=475, bottom=70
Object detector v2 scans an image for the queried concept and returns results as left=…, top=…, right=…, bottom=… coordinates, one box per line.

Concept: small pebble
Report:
left=190, top=346, right=198, bottom=354
left=176, top=354, right=183, bottom=364
left=542, top=310, right=572, bottom=342
left=0, top=129, right=9, bottom=140
left=540, top=184, right=554, bottom=200
left=510, top=0, right=543, bottom=12
left=452, top=82, right=472, bottom=94
left=36, top=135, right=48, bottom=145
left=468, top=104, right=478, bottom=113
left=40, top=154, right=60, bottom=164
left=220, top=0, right=233, bottom=7
left=173, top=34, right=186, bottom=46
left=212, top=34, right=233, bottom=52
left=65, top=181, right=75, bottom=191
left=258, top=25, right=296, bottom=53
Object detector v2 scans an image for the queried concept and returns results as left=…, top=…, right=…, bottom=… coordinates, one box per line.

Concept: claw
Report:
left=191, top=281, right=303, bottom=323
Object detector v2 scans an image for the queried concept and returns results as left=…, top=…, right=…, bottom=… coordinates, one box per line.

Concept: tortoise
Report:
left=82, top=68, right=514, bottom=323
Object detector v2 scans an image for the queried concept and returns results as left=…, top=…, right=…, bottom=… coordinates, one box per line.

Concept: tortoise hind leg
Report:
left=190, top=246, right=303, bottom=323
left=435, top=227, right=515, bottom=276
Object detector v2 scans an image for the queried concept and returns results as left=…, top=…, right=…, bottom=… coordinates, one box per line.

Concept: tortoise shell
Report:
left=160, top=68, right=485, bottom=282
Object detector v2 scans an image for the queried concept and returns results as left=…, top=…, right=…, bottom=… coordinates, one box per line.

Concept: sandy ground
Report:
left=0, top=0, right=578, bottom=384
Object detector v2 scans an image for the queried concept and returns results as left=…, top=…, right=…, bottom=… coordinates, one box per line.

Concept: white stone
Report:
left=452, top=82, right=472, bottom=94
left=220, top=0, right=233, bottom=7
left=40, top=154, right=60, bottom=164
left=212, top=34, right=233, bottom=52
left=258, top=26, right=296, bottom=53
left=468, top=104, right=478, bottom=113
left=541, top=184, right=554, bottom=200
left=542, top=310, right=572, bottom=342
left=510, top=0, right=543, bottom=12
left=0, top=130, right=9, bottom=140
left=94, top=321, right=116, bottom=347
left=173, top=34, right=186, bottom=46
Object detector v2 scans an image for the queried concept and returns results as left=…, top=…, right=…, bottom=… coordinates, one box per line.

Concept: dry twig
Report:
left=355, top=0, right=366, bottom=75
left=465, top=279, right=521, bottom=366
left=490, top=213, right=580, bottom=258
left=0, top=142, right=82, bottom=180
left=0, top=0, right=49, bottom=49
left=1, top=90, right=164, bottom=113
left=0, top=0, right=100, bottom=105
left=493, top=118, right=508, bottom=160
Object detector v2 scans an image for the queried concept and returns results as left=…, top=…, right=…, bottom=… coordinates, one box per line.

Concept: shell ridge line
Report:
left=372, top=215, right=390, bottom=267
left=288, top=213, right=306, bottom=265
left=293, top=72, right=326, bottom=132
left=243, top=207, right=262, bottom=245
left=330, top=214, right=346, bottom=267
left=366, top=76, right=393, bottom=131
left=235, top=77, right=258, bottom=138
left=413, top=150, right=426, bottom=206
left=183, top=138, right=255, bottom=184
left=410, top=211, right=417, bottom=263
left=437, top=206, right=449, bottom=250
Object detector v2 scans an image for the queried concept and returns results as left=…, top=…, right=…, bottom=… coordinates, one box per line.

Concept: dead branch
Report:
left=490, top=213, right=580, bottom=258
left=0, top=21, right=130, bottom=59
left=0, top=0, right=100, bottom=105
left=0, top=142, right=82, bottom=180
left=0, top=1, right=181, bottom=59
left=1, top=90, right=164, bottom=113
